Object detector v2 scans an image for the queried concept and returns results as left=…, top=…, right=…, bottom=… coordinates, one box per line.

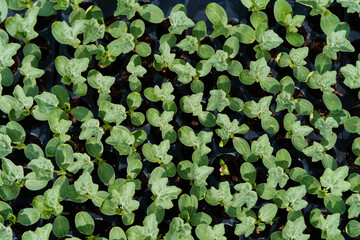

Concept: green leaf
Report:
left=188, top=163, right=213, bottom=187
left=28, top=157, right=54, bottom=181
left=259, top=30, right=284, bottom=51
left=251, top=134, right=273, bottom=159
left=195, top=224, right=226, bottom=240
left=126, top=214, right=159, bottom=240
left=87, top=70, right=115, bottom=95
left=164, top=217, right=193, bottom=240
left=0, top=134, right=12, bottom=158
left=5, top=7, right=39, bottom=42
left=22, top=223, right=52, bottom=240
left=0, top=42, right=20, bottom=70
left=55, top=56, right=89, bottom=94
left=282, top=216, right=309, bottom=240
left=51, top=20, right=85, bottom=46
left=142, top=140, right=172, bottom=165
left=241, top=0, right=270, bottom=11
left=114, top=0, right=140, bottom=19
left=139, top=4, right=164, bottom=24
left=106, top=126, right=135, bottom=155
left=18, top=208, right=40, bottom=226
left=108, top=182, right=139, bottom=224
left=205, top=3, right=228, bottom=26
left=0, top=0, right=8, bottom=23
left=322, top=92, right=342, bottom=112
left=98, top=163, right=115, bottom=185
left=259, top=203, right=278, bottom=223
left=173, top=63, right=197, bottom=84
left=303, top=142, right=325, bottom=162
left=267, top=166, right=289, bottom=188
left=342, top=60, right=360, bottom=89
left=0, top=223, right=12, bottom=240
left=68, top=153, right=94, bottom=174
left=206, top=89, right=229, bottom=112
left=79, top=119, right=104, bottom=142
left=75, top=211, right=95, bottom=236
left=49, top=0, right=70, bottom=10
left=232, top=24, right=256, bottom=44
left=83, top=18, right=105, bottom=45
left=216, top=113, right=249, bottom=146
left=338, top=0, right=360, bottom=14
left=274, top=0, right=293, bottom=25
left=315, top=117, right=338, bottom=140
left=1, top=158, right=24, bottom=184
left=320, top=166, right=350, bottom=196
left=99, top=101, right=126, bottom=125
left=109, top=227, right=126, bottom=240
left=346, top=194, right=360, bottom=218
left=233, top=182, right=258, bottom=208
left=205, top=181, right=232, bottom=207
left=284, top=185, right=308, bottom=211
left=235, top=216, right=256, bottom=237
left=310, top=208, right=342, bottom=238
left=324, top=194, right=346, bottom=214
left=177, top=36, right=199, bottom=54
left=289, top=47, right=308, bottom=66
left=207, top=50, right=229, bottom=72
left=346, top=220, right=360, bottom=238
left=150, top=176, right=181, bottom=209
left=74, top=171, right=99, bottom=197
left=323, top=30, right=354, bottom=59
left=180, top=93, right=203, bottom=116
left=169, top=8, right=194, bottom=35
left=55, top=144, right=74, bottom=169
left=52, top=215, right=69, bottom=237
left=296, top=0, right=331, bottom=15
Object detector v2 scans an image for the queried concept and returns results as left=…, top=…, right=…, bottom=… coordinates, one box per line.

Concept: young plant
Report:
left=142, top=140, right=176, bottom=177
left=180, top=93, right=216, bottom=127
left=168, top=4, right=194, bottom=35
left=295, top=0, right=332, bottom=16
left=195, top=224, right=226, bottom=240
left=55, top=56, right=89, bottom=96
left=178, top=194, right=212, bottom=226
left=271, top=216, right=310, bottom=240
left=276, top=47, right=310, bottom=82
left=323, top=30, right=354, bottom=60
left=100, top=181, right=139, bottom=226
left=5, top=7, right=39, bottom=43
left=126, top=54, right=147, bottom=92
left=303, top=141, right=337, bottom=170
left=178, top=126, right=213, bottom=156
left=148, top=167, right=181, bottom=220
left=205, top=3, right=234, bottom=38
left=283, top=113, right=313, bottom=151
left=144, top=82, right=177, bottom=112
left=235, top=203, right=278, bottom=237
left=276, top=76, right=313, bottom=115
left=307, top=70, right=343, bottom=113
left=206, top=36, right=243, bottom=77
left=301, top=166, right=350, bottom=214
left=114, top=0, right=164, bottom=24
left=274, top=0, right=305, bottom=46
left=146, top=108, right=177, bottom=143
left=310, top=209, right=344, bottom=239
left=130, top=19, right=152, bottom=57
left=177, top=159, right=214, bottom=199
left=243, top=96, right=280, bottom=134
left=87, top=70, right=115, bottom=105
left=240, top=58, right=280, bottom=94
